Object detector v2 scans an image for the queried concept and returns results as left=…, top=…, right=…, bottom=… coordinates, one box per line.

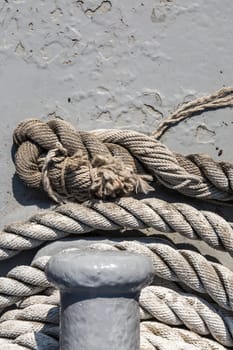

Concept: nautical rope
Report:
left=140, top=286, right=233, bottom=346
left=0, top=319, right=227, bottom=350
left=0, top=332, right=59, bottom=350
left=0, top=256, right=50, bottom=308
left=89, top=240, right=233, bottom=311
left=1, top=328, right=227, bottom=350
left=141, top=321, right=226, bottom=350
left=1, top=283, right=232, bottom=347
left=1, top=197, right=233, bottom=261
left=1, top=240, right=233, bottom=312
left=13, top=116, right=233, bottom=203
left=2, top=89, right=233, bottom=349
left=152, top=87, right=233, bottom=139
left=0, top=283, right=229, bottom=350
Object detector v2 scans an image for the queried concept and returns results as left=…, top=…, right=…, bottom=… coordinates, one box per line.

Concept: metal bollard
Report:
left=45, top=248, right=153, bottom=350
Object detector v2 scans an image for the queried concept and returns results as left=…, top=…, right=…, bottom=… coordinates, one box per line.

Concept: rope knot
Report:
left=90, top=155, right=153, bottom=199
left=14, top=119, right=153, bottom=203
left=40, top=150, right=153, bottom=203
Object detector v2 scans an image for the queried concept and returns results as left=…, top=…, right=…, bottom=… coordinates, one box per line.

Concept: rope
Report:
left=1, top=197, right=233, bottom=260
left=0, top=256, right=50, bottom=308
left=152, top=86, right=233, bottom=139
left=0, top=318, right=227, bottom=350
left=141, top=321, right=226, bottom=350
left=1, top=283, right=232, bottom=347
left=3, top=89, right=233, bottom=349
left=0, top=333, right=59, bottom=350
left=0, top=284, right=228, bottom=350
left=140, top=286, right=233, bottom=346
left=0, top=328, right=222, bottom=350
left=13, top=116, right=233, bottom=203
left=90, top=240, right=233, bottom=311
left=1, top=240, right=233, bottom=312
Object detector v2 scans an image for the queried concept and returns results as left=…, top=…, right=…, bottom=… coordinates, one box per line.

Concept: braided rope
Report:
left=0, top=256, right=50, bottom=309
left=13, top=117, right=233, bottom=202
left=0, top=293, right=228, bottom=350
left=1, top=197, right=233, bottom=261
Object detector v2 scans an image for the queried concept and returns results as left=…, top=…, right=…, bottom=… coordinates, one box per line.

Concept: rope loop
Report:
left=14, top=119, right=153, bottom=203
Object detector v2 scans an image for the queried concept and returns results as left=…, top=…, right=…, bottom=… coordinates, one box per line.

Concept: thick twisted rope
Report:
left=1, top=283, right=233, bottom=346
left=140, top=286, right=233, bottom=346
left=0, top=332, right=59, bottom=350
left=13, top=117, right=233, bottom=202
left=141, top=321, right=226, bottom=350
left=1, top=197, right=233, bottom=261
left=5, top=87, right=233, bottom=350
left=91, top=240, right=233, bottom=311
left=0, top=256, right=50, bottom=309
left=0, top=319, right=226, bottom=350
left=1, top=240, right=233, bottom=312
left=0, top=290, right=227, bottom=350
left=152, top=87, right=233, bottom=139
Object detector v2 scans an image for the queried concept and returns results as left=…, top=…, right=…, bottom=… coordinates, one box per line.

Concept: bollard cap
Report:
left=45, top=248, right=153, bottom=293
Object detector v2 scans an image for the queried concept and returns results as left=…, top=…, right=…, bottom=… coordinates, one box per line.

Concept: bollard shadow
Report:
left=37, top=319, right=59, bottom=346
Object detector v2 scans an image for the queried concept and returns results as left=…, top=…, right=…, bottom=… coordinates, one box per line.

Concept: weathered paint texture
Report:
left=0, top=1, right=233, bottom=271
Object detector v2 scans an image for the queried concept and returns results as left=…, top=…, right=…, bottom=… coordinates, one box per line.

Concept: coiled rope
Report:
left=0, top=323, right=227, bottom=350
left=1, top=242, right=233, bottom=346
left=1, top=87, right=233, bottom=349
left=1, top=238, right=233, bottom=317
left=13, top=89, right=233, bottom=203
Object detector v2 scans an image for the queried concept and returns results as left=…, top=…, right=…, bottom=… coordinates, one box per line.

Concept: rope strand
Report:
left=13, top=115, right=233, bottom=203
left=1, top=197, right=233, bottom=260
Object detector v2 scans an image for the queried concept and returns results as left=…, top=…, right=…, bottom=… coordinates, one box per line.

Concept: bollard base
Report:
left=60, top=291, right=140, bottom=350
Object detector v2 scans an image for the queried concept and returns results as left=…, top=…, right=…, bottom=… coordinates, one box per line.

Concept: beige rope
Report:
left=12, top=332, right=58, bottom=350
left=0, top=290, right=228, bottom=350
left=4, top=89, right=233, bottom=349
left=152, top=87, right=233, bottom=139
left=0, top=327, right=224, bottom=350
left=0, top=256, right=50, bottom=308
left=13, top=116, right=233, bottom=203
left=1, top=240, right=233, bottom=312
left=141, top=321, right=226, bottom=350
left=1, top=284, right=232, bottom=346
left=92, top=240, right=233, bottom=311
left=1, top=197, right=233, bottom=261
left=0, top=319, right=226, bottom=350
left=140, top=286, right=233, bottom=346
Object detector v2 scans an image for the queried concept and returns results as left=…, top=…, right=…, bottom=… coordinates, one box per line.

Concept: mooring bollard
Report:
left=45, top=248, right=153, bottom=350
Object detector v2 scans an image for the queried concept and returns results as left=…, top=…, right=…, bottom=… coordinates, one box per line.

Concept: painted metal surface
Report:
left=46, top=249, right=153, bottom=350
